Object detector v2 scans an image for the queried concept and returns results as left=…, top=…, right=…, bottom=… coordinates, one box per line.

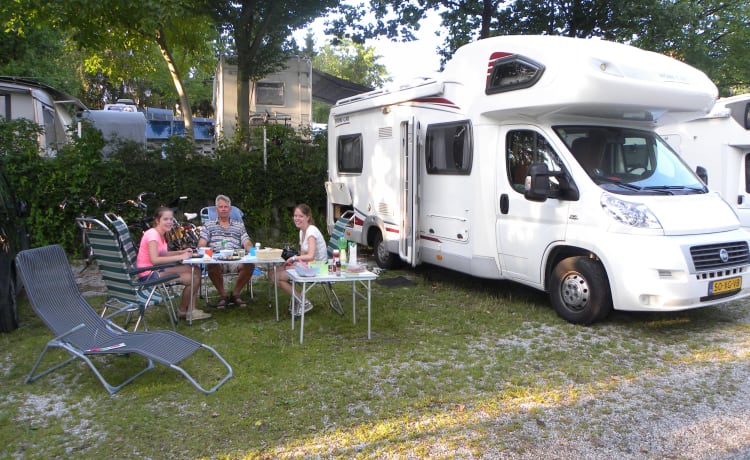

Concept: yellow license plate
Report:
left=709, top=277, right=742, bottom=296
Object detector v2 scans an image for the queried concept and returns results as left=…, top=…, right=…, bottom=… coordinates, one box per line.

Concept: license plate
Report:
left=709, top=277, right=742, bottom=296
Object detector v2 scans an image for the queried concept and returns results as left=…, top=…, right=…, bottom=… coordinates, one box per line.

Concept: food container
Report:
left=345, top=263, right=366, bottom=273
left=256, top=247, right=283, bottom=261
left=310, top=261, right=328, bottom=275
left=219, top=249, right=234, bottom=258
left=294, top=262, right=318, bottom=277
left=196, top=247, right=209, bottom=256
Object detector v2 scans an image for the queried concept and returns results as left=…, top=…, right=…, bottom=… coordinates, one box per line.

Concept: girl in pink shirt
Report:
left=136, top=206, right=210, bottom=320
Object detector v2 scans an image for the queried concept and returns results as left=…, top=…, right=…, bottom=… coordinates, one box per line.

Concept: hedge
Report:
left=0, top=118, right=329, bottom=257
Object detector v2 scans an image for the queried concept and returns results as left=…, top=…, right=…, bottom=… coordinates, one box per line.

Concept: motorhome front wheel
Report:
left=550, top=257, right=612, bottom=325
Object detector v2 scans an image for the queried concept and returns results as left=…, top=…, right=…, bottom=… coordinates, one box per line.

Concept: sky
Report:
left=293, top=9, right=445, bottom=85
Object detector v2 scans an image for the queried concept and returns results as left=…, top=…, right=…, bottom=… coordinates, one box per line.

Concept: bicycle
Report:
left=112, top=191, right=155, bottom=246
left=165, top=195, right=199, bottom=251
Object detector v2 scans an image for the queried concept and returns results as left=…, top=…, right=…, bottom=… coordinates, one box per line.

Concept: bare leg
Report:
left=162, top=265, right=200, bottom=311
left=274, top=268, right=298, bottom=299
left=232, top=263, right=255, bottom=296
left=207, top=265, right=226, bottom=297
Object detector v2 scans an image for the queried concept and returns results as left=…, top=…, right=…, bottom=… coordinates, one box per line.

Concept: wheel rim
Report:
left=560, top=272, right=589, bottom=312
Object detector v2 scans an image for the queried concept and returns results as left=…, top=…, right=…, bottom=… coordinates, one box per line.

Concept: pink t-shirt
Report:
left=136, top=228, right=168, bottom=277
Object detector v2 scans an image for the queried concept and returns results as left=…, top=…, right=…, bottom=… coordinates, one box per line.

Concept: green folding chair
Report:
left=77, top=217, right=179, bottom=331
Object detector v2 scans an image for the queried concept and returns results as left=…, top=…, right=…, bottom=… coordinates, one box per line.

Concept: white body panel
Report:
left=327, top=36, right=750, bottom=316
left=0, top=78, right=85, bottom=155
left=658, top=94, right=750, bottom=228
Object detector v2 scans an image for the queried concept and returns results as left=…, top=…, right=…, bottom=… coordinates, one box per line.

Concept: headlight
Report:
left=600, top=193, right=662, bottom=229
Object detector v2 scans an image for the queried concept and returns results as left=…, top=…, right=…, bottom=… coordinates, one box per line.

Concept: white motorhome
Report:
left=326, top=35, right=750, bottom=324
left=657, top=94, right=750, bottom=228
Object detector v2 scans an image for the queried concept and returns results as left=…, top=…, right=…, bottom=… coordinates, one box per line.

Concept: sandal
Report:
left=216, top=296, right=229, bottom=309
left=230, top=294, right=247, bottom=308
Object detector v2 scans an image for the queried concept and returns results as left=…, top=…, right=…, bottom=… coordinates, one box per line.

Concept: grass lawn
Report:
left=2, top=261, right=750, bottom=458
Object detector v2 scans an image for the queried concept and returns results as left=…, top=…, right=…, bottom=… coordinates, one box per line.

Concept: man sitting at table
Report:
left=198, top=194, right=255, bottom=309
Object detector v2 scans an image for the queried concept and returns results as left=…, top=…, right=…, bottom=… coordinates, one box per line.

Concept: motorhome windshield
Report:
left=555, top=126, right=707, bottom=195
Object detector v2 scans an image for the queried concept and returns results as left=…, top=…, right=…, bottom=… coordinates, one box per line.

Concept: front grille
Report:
left=690, top=241, right=749, bottom=271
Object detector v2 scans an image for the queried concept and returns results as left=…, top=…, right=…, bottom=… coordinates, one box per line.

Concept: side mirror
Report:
left=695, top=166, right=708, bottom=185
left=524, top=163, right=552, bottom=202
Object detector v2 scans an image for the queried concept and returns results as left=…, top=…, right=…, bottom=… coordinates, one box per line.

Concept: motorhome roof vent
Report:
left=485, top=54, right=545, bottom=95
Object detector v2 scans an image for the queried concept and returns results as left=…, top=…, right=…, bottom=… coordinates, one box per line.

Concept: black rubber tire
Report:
left=0, top=263, right=18, bottom=333
left=550, top=256, right=612, bottom=325
left=373, top=231, right=400, bottom=269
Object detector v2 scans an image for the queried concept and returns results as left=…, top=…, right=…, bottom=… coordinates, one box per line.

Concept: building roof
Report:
left=311, top=69, right=373, bottom=105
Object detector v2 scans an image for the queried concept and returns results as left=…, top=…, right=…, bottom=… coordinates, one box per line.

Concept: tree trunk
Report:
left=236, top=59, right=252, bottom=148
left=155, top=27, right=195, bottom=142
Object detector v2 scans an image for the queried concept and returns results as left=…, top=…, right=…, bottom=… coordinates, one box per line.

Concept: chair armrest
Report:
left=128, top=263, right=177, bottom=276
left=136, top=273, right=180, bottom=288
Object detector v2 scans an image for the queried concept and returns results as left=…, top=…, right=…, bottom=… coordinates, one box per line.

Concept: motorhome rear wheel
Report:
left=373, top=232, right=400, bottom=269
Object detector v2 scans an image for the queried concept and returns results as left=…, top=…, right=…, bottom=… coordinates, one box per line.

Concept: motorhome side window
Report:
left=337, top=134, right=363, bottom=174
left=425, top=121, right=472, bottom=175
left=506, top=130, right=563, bottom=193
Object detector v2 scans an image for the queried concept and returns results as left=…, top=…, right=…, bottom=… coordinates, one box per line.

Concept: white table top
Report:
left=285, top=268, right=378, bottom=283
left=183, top=255, right=285, bottom=265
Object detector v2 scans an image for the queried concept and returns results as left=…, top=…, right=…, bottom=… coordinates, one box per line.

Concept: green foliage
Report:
left=0, top=120, right=329, bottom=256
left=312, top=37, right=390, bottom=88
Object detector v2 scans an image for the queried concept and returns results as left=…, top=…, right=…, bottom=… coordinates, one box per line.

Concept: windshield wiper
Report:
left=594, top=177, right=642, bottom=191
left=644, top=185, right=705, bottom=194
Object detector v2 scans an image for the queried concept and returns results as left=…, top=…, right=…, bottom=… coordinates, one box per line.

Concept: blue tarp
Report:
left=145, top=118, right=214, bottom=141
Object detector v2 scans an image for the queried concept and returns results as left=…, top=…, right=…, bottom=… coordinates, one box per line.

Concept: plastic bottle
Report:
left=221, top=238, right=227, bottom=250
left=338, top=238, right=347, bottom=266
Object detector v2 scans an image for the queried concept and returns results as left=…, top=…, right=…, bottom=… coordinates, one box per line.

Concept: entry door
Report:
left=496, top=127, right=570, bottom=286
left=399, top=118, right=419, bottom=266
left=739, top=152, right=750, bottom=228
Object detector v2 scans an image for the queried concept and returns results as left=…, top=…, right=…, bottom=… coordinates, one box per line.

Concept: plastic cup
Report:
left=237, top=249, right=246, bottom=258
left=250, top=247, right=256, bottom=256
left=205, top=248, right=213, bottom=258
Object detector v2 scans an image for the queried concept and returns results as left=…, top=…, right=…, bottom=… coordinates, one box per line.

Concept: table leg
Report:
left=367, top=279, right=371, bottom=339
left=351, top=281, right=357, bottom=325
left=188, top=264, right=195, bottom=326
left=290, top=277, right=296, bottom=331
left=299, top=281, right=307, bottom=344
left=273, top=264, right=279, bottom=321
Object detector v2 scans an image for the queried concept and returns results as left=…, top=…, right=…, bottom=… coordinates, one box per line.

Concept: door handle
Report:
left=500, top=194, right=509, bottom=214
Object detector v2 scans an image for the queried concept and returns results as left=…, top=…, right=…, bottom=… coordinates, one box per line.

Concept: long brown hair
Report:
left=295, top=203, right=314, bottom=226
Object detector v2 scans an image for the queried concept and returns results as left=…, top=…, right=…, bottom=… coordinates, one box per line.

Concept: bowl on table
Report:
left=219, top=249, right=234, bottom=259
left=294, top=262, right=318, bottom=277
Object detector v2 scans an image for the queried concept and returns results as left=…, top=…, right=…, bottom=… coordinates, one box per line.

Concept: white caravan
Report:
left=657, top=94, right=750, bottom=228
left=326, top=35, right=750, bottom=324
left=0, top=77, right=86, bottom=155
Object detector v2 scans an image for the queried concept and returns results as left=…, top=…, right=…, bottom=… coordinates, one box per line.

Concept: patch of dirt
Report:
left=69, top=259, right=106, bottom=297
